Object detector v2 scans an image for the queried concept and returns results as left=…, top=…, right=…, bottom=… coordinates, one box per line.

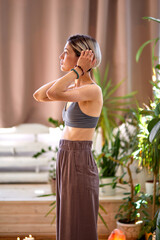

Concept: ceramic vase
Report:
left=117, top=220, right=143, bottom=240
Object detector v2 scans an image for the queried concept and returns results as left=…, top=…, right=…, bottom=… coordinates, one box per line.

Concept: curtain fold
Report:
left=0, top=0, right=159, bottom=127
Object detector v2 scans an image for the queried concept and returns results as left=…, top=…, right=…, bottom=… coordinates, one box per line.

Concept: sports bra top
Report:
left=62, top=102, right=100, bottom=128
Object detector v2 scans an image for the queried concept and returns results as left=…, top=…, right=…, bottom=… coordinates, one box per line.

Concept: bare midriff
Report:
left=61, top=125, right=95, bottom=141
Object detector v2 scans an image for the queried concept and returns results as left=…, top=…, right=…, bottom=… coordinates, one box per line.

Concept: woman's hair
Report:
left=67, top=34, right=102, bottom=68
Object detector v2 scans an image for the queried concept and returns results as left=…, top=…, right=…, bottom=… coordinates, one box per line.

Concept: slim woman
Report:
left=33, top=34, right=103, bottom=240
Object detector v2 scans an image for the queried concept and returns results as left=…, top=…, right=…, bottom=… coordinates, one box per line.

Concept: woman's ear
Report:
left=92, top=56, right=97, bottom=68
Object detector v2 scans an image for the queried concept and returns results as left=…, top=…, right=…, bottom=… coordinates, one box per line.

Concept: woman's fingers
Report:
left=81, top=51, right=85, bottom=56
left=85, top=51, right=94, bottom=62
left=77, top=50, right=96, bottom=71
left=80, top=50, right=94, bottom=58
left=84, top=50, right=92, bottom=56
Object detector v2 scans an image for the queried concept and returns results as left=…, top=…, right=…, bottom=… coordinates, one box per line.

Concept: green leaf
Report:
left=136, top=38, right=158, bottom=62
left=51, top=214, right=56, bottom=224
left=98, top=212, right=108, bottom=230
left=109, top=113, right=125, bottom=122
left=149, top=120, right=160, bottom=142
left=33, top=148, right=47, bottom=158
left=147, top=118, right=160, bottom=132
left=107, top=80, right=124, bottom=98
left=49, top=201, right=56, bottom=206
left=143, top=16, right=160, bottom=23
left=135, top=184, right=141, bottom=194
left=150, top=81, right=160, bottom=89
left=38, top=193, right=56, bottom=197
left=103, top=64, right=110, bottom=88
left=103, top=80, right=112, bottom=99
left=48, top=117, right=61, bottom=127
left=142, top=210, right=150, bottom=217
left=151, top=38, right=159, bottom=67
left=45, top=205, right=56, bottom=217
left=109, top=92, right=137, bottom=100
left=155, top=102, right=160, bottom=116
left=99, top=203, right=108, bottom=215
left=110, top=108, right=131, bottom=112
left=107, top=99, right=134, bottom=105
left=99, top=183, right=112, bottom=187
left=93, top=68, right=101, bottom=86
left=155, top=64, right=160, bottom=69
left=140, top=109, right=155, bottom=116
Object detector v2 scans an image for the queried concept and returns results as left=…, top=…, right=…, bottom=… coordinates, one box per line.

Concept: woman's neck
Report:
left=75, top=72, right=93, bottom=87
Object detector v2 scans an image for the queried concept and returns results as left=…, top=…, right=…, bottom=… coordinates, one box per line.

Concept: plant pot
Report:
left=99, top=177, right=116, bottom=196
left=145, top=180, right=159, bottom=195
left=50, top=177, right=56, bottom=194
left=117, top=219, right=143, bottom=240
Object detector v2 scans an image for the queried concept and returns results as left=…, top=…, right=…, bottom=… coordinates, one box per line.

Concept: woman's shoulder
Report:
left=86, top=81, right=102, bottom=91
left=90, top=83, right=103, bottom=99
left=82, top=83, right=103, bottom=104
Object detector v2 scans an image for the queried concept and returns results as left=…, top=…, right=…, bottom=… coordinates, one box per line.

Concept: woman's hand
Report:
left=77, top=50, right=96, bottom=72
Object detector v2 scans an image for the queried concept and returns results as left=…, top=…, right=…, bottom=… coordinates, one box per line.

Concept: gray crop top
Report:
left=62, top=102, right=99, bottom=128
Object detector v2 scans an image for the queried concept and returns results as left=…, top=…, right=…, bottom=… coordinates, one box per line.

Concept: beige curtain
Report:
left=0, top=0, right=159, bottom=127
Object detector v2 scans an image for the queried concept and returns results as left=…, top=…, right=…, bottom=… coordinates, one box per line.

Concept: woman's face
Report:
left=59, top=42, right=79, bottom=72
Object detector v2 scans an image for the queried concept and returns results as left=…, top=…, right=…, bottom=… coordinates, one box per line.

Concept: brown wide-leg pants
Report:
left=56, top=140, right=99, bottom=240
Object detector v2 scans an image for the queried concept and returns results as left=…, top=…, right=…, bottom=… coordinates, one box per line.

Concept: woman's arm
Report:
left=33, top=69, right=82, bottom=102
left=46, top=50, right=98, bottom=102
left=33, top=80, right=57, bottom=102
left=46, top=77, right=102, bottom=102
left=33, top=50, right=96, bottom=102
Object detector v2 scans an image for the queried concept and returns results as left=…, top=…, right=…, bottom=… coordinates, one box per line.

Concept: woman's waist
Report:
left=61, top=126, right=95, bottom=141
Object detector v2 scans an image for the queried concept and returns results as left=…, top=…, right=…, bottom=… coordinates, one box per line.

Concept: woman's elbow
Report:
left=33, top=92, right=40, bottom=101
left=33, top=92, right=45, bottom=102
left=46, top=89, right=58, bottom=100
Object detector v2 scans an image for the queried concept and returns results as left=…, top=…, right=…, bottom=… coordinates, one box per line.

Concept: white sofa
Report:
left=0, top=123, right=62, bottom=183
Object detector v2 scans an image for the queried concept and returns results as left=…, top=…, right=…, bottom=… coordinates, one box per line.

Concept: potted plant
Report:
left=136, top=15, right=160, bottom=211
left=133, top=107, right=157, bottom=194
left=139, top=208, right=159, bottom=240
left=95, top=130, right=121, bottom=196
left=93, top=66, right=137, bottom=196
left=133, top=103, right=160, bottom=196
left=140, top=103, right=160, bottom=239
left=109, top=154, right=148, bottom=240
left=134, top=16, right=160, bottom=238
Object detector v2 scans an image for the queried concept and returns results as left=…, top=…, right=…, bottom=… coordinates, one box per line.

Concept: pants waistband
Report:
left=59, top=139, right=93, bottom=150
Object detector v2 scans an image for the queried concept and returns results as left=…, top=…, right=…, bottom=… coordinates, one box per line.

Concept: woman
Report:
left=33, top=34, right=103, bottom=240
